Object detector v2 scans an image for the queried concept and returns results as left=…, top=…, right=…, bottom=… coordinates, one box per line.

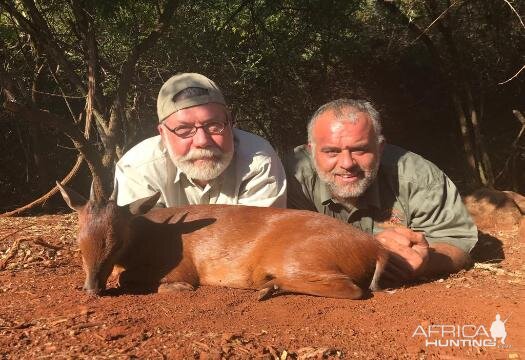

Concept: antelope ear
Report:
left=127, top=192, right=162, bottom=215
left=56, top=181, right=87, bottom=211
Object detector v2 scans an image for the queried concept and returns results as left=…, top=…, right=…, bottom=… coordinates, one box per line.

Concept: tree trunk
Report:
left=450, top=93, right=480, bottom=184
left=465, top=86, right=494, bottom=187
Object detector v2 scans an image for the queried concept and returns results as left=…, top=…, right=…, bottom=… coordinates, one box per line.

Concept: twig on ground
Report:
left=0, top=225, right=33, bottom=242
left=0, top=237, right=32, bottom=270
left=474, top=263, right=523, bottom=278
left=33, top=237, right=63, bottom=251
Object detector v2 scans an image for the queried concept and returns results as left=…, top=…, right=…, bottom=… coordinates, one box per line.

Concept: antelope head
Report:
left=56, top=181, right=159, bottom=295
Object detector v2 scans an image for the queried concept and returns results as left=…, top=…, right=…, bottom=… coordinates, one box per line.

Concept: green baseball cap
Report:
left=157, top=73, right=226, bottom=123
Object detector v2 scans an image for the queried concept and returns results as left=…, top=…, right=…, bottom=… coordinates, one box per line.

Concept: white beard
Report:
left=170, top=147, right=233, bottom=181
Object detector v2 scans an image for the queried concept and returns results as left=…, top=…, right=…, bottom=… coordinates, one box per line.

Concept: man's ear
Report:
left=307, top=142, right=312, bottom=152
left=158, top=123, right=170, bottom=145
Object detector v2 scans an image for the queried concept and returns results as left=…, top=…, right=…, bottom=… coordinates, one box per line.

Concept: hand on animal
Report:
left=375, top=227, right=429, bottom=285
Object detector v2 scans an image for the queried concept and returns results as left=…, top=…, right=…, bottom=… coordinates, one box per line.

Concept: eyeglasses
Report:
left=163, top=121, right=228, bottom=138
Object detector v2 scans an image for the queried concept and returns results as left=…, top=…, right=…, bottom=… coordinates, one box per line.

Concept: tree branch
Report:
left=498, top=64, right=525, bottom=85
left=112, top=0, right=180, bottom=115
left=502, top=0, right=525, bottom=30
left=105, top=0, right=180, bottom=164
left=219, top=0, right=252, bottom=31
left=0, top=0, right=86, bottom=95
left=410, top=1, right=460, bottom=45
left=3, top=101, right=110, bottom=200
left=0, top=155, right=84, bottom=217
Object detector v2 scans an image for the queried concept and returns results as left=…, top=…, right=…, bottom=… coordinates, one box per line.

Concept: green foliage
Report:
left=0, top=0, right=524, bottom=205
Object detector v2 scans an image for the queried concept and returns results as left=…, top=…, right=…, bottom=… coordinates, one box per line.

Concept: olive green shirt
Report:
left=284, top=144, right=478, bottom=253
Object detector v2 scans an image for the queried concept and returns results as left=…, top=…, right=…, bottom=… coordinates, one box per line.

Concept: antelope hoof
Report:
left=158, top=282, right=195, bottom=293
left=258, top=284, right=279, bottom=301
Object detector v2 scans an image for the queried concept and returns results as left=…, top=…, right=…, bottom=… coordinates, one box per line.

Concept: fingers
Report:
left=376, top=228, right=429, bottom=257
left=376, top=229, right=422, bottom=266
left=376, top=231, right=411, bottom=254
left=389, top=226, right=427, bottom=246
left=390, top=229, right=430, bottom=272
left=375, top=228, right=430, bottom=281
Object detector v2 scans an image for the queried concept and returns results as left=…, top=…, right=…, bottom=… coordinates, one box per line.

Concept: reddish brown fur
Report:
left=140, top=206, right=382, bottom=297
left=60, top=187, right=386, bottom=299
left=463, top=188, right=522, bottom=232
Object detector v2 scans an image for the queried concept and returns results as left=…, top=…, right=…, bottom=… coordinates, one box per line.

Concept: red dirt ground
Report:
left=0, top=194, right=524, bottom=359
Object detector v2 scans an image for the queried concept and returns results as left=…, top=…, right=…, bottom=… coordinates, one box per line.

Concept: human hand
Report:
left=375, top=227, right=430, bottom=285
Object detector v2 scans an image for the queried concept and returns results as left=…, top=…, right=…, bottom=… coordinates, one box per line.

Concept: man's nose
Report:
left=339, top=150, right=356, bottom=170
left=192, top=127, right=214, bottom=147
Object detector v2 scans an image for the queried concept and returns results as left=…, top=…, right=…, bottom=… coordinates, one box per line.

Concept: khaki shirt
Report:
left=284, top=144, right=478, bottom=253
left=115, top=128, right=287, bottom=208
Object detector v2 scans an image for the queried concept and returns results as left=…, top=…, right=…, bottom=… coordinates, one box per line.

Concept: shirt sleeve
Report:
left=237, top=154, right=287, bottom=208
left=282, top=146, right=319, bottom=211
left=114, top=161, right=164, bottom=207
left=408, top=173, right=478, bottom=254
left=286, top=169, right=318, bottom=211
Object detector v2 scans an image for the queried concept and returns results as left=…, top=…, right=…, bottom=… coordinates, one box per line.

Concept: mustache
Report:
left=333, top=167, right=364, bottom=176
left=179, top=148, right=223, bottom=161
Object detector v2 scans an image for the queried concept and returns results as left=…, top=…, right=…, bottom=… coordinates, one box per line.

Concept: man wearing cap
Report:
left=115, top=73, right=286, bottom=208
left=284, top=98, right=478, bottom=285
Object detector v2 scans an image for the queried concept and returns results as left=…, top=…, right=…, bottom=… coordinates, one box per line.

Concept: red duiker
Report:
left=57, top=182, right=386, bottom=300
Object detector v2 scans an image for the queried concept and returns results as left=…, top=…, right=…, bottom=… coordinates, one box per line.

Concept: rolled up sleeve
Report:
left=408, top=173, right=478, bottom=254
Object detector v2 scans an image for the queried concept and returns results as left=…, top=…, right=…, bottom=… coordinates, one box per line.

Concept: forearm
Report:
left=238, top=159, right=287, bottom=208
left=422, top=243, right=473, bottom=278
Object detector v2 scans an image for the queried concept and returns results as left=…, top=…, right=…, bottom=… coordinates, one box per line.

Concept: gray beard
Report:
left=323, top=168, right=377, bottom=200
left=172, top=148, right=234, bottom=181
left=315, top=158, right=380, bottom=202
